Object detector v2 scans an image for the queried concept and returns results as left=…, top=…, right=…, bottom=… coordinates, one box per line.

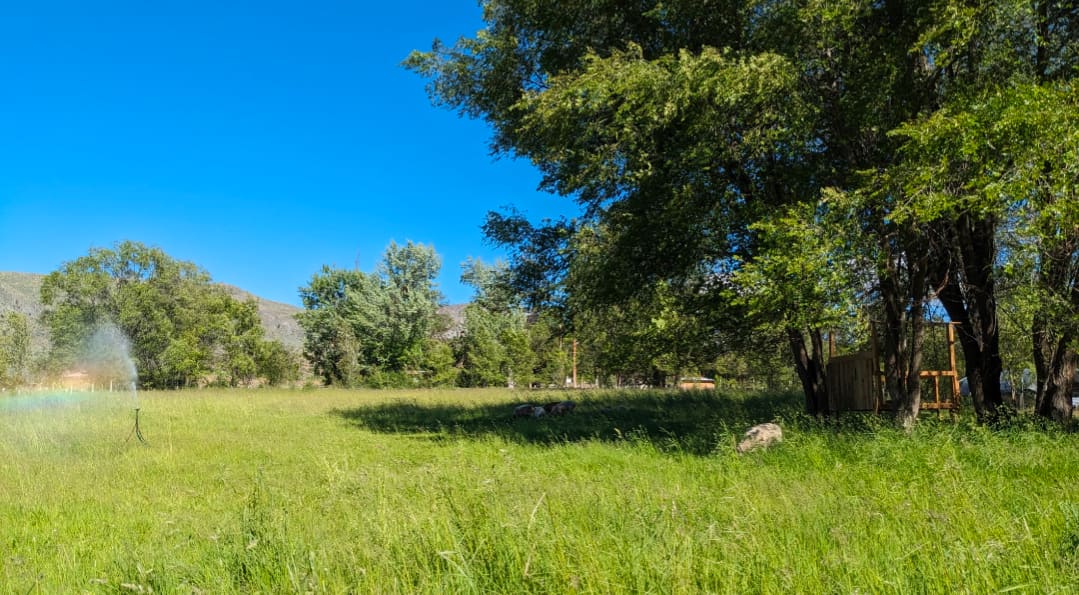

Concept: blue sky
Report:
left=0, top=1, right=573, bottom=306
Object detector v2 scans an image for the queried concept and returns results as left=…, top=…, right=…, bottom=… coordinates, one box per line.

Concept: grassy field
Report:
left=1, top=387, right=1078, bottom=593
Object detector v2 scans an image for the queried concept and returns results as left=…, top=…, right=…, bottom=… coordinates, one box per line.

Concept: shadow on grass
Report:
left=330, top=389, right=803, bottom=455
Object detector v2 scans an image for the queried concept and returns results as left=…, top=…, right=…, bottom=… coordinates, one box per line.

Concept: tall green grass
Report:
left=1, top=387, right=1077, bottom=593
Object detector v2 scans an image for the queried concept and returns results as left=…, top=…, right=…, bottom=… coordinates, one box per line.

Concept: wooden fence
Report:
left=826, top=351, right=882, bottom=412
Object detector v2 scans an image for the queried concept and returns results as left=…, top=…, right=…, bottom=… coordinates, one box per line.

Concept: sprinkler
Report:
left=128, top=407, right=148, bottom=445
left=126, top=381, right=148, bottom=445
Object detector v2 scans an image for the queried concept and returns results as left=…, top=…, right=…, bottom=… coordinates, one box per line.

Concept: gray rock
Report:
left=736, top=423, right=783, bottom=454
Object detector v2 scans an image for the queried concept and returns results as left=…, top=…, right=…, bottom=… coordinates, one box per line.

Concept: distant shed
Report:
left=60, top=370, right=92, bottom=390
left=678, top=377, right=715, bottom=390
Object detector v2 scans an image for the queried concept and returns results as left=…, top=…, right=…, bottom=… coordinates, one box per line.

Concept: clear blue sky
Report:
left=0, top=0, right=573, bottom=306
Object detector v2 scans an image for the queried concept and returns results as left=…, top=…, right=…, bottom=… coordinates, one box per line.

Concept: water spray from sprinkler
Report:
left=86, top=323, right=147, bottom=446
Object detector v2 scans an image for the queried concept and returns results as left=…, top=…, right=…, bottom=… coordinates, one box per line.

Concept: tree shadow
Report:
left=330, top=389, right=802, bottom=456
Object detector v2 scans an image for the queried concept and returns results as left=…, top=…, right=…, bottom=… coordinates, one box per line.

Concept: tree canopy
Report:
left=410, top=0, right=1079, bottom=425
left=40, top=241, right=297, bottom=388
left=297, top=241, right=445, bottom=386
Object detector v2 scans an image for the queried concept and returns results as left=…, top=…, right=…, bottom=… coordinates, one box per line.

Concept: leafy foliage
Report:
left=454, top=258, right=534, bottom=387
left=39, top=241, right=296, bottom=388
left=297, top=241, right=444, bottom=386
left=0, top=311, right=31, bottom=389
left=410, top=0, right=1079, bottom=425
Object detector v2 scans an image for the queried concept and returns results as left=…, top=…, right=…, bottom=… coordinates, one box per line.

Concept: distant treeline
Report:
left=295, top=241, right=791, bottom=390
left=0, top=239, right=784, bottom=391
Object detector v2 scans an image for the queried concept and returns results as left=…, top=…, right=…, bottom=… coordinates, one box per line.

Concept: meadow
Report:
left=1, top=387, right=1078, bottom=593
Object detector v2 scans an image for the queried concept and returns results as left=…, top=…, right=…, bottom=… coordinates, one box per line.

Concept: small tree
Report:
left=0, top=312, right=31, bottom=388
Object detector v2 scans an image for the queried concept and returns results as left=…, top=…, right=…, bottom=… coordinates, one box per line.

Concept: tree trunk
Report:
left=879, top=224, right=930, bottom=430
left=1034, top=328, right=1075, bottom=424
left=1032, top=224, right=1079, bottom=424
left=937, top=278, right=1004, bottom=422
left=650, top=366, right=667, bottom=389
left=788, top=327, right=828, bottom=415
left=933, top=212, right=1004, bottom=424
left=882, top=305, right=927, bottom=431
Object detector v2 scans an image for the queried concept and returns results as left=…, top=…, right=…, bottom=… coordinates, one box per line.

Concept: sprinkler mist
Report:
left=86, top=323, right=147, bottom=446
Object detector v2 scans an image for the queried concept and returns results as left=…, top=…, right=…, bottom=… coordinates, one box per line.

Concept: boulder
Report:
left=736, top=423, right=783, bottom=454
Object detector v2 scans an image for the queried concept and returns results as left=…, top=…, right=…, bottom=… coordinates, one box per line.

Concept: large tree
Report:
left=409, top=0, right=945, bottom=420
left=40, top=241, right=294, bottom=388
left=412, top=0, right=1079, bottom=425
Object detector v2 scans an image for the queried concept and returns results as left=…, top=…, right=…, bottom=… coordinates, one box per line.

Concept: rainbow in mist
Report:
left=0, top=323, right=139, bottom=412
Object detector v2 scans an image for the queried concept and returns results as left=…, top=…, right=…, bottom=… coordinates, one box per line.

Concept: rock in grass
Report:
left=543, top=400, right=577, bottom=416
left=513, top=404, right=534, bottom=418
left=736, top=423, right=783, bottom=454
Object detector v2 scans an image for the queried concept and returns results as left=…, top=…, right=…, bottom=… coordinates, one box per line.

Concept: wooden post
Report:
left=870, top=321, right=883, bottom=412
left=572, top=339, right=578, bottom=388
left=947, top=322, right=961, bottom=415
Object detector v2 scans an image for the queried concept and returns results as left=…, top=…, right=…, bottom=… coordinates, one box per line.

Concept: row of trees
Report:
left=3, top=237, right=761, bottom=392
left=296, top=241, right=781, bottom=389
left=408, top=0, right=1079, bottom=425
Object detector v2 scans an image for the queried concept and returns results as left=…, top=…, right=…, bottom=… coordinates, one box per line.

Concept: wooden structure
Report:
left=825, top=351, right=880, bottom=411
left=678, top=377, right=716, bottom=390
left=825, top=322, right=961, bottom=414
left=917, top=321, right=962, bottom=413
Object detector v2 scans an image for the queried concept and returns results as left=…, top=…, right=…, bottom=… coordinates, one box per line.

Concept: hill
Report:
left=0, top=272, right=49, bottom=353
left=221, top=285, right=305, bottom=351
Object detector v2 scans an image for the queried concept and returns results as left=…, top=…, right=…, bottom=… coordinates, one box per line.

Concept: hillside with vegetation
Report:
left=220, top=285, right=304, bottom=352
left=0, top=272, right=48, bottom=353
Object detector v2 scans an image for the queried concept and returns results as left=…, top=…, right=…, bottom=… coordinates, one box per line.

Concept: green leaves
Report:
left=732, top=199, right=864, bottom=334
left=410, top=0, right=1079, bottom=415
left=517, top=45, right=811, bottom=206
left=297, top=241, right=444, bottom=386
left=0, top=312, right=31, bottom=389
left=886, top=84, right=1079, bottom=225
left=455, top=304, right=533, bottom=388
left=40, top=241, right=295, bottom=388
